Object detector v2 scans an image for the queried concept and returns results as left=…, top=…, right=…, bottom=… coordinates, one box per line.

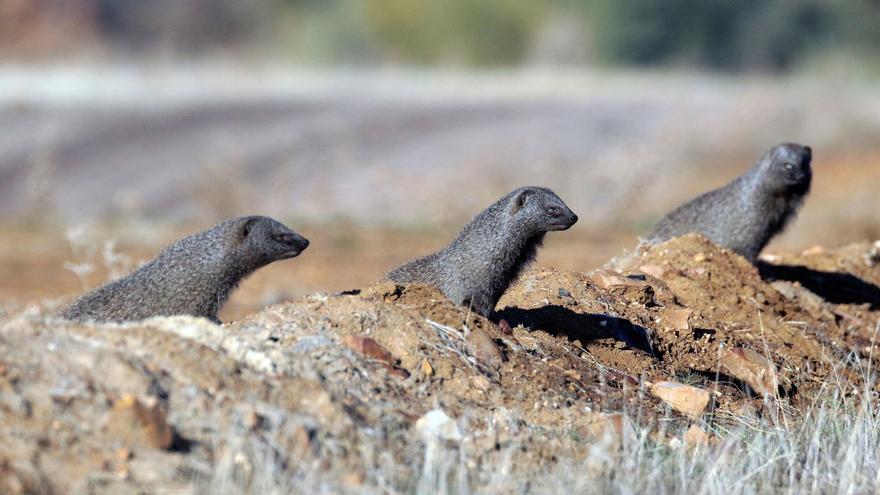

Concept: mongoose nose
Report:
left=300, top=238, right=310, bottom=249
left=570, top=213, right=578, bottom=225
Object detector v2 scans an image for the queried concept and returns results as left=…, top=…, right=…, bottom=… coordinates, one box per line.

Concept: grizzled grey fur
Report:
left=388, top=186, right=578, bottom=317
left=61, top=216, right=309, bottom=323
left=648, top=143, right=812, bottom=262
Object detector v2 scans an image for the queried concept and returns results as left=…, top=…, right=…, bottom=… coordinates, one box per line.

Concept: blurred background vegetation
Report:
left=3, top=0, right=879, bottom=73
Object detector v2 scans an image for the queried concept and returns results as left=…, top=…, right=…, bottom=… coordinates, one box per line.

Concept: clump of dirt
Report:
left=2, top=234, right=879, bottom=493
left=614, top=235, right=878, bottom=398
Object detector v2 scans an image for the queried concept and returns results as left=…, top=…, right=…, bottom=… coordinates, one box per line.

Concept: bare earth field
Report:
left=2, top=68, right=880, bottom=493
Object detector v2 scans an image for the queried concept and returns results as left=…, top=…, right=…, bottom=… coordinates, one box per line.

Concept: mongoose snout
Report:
left=239, top=216, right=310, bottom=263
left=548, top=208, right=578, bottom=231
left=272, top=231, right=310, bottom=259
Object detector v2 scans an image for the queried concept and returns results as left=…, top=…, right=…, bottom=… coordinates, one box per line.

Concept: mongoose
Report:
left=647, top=143, right=812, bottom=262
left=388, top=186, right=578, bottom=317
left=61, top=216, right=309, bottom=323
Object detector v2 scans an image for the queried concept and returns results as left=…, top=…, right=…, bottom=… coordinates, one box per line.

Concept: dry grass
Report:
left=195, top=365, right=879, bottom=494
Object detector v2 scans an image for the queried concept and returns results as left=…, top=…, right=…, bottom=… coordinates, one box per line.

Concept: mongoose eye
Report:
left=547, top=206, right=562, bottom=216
left=274, top=234, right=294, bottom=244
left=784, top=162, right=795, bottom=171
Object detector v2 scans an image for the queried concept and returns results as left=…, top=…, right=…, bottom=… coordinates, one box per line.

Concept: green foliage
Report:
left=96, top=0, right=880, bottom=72
left=363, top=0, right=546, bottom=65
left=273, top=0, right=379, bottom=64
left=583, top=0, right=879, bottom=71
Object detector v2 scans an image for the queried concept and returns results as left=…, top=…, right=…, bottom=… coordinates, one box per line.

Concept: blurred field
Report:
left=3, top=67, right=880, bottom=226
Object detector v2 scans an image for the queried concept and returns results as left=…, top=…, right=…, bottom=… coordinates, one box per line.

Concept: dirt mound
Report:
left=2, top=235, right=879, bottom=493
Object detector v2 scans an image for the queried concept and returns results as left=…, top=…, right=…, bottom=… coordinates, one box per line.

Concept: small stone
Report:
left=720, top=348, right=780, bottom=397
left=105, top=394, right=173, bottom=450
left=386, top=366, right=410, bottom=379
left=416, top=409, right=461, bottom=443
left=639, top=264, right=665, bottom=279
left=758, top=253, right=783, bottom=263
left=682, top=424, right=710, bottom=447
left=467, top=326, right=504, bottom=368
left=693, top=253, right=706, bottom=263
left=114, top=447, right=132, bottom=462
left=420, top=359, right=434, bottom=377
left=342, top=335, right=396, bottom=365
left=661, top=308, right=693, bottom=331
left=497, top=319, right=513, bottom=335
left=592, top=270, right=657, bottom=306
left=590, top=270, right=623, bottom=289
left=292, top=426, right=312, bottom=453
left=243, top=410, right=263, bottom=430
left=590, top=270, right=648, bottom=289
left=350, top=349, right=410, bottom=379
left=651, top=381, right=710, bottom=419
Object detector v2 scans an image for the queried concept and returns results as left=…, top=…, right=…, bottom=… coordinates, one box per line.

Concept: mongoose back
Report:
left=388, top=186, right=578, bottom=317
left=61, top=216, right=309, bottom=323
left=647, top=143, right=812, bottom=262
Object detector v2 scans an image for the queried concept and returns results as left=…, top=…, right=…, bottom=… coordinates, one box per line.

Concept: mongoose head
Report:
left=233, top=216, right=310, bottom=267
left=508, top=186, right=578, bottom=236
left=758, top=143, right=812, bottom=195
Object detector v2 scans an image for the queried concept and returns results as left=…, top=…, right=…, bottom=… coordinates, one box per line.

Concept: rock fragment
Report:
left=682, top=424, right=711, bottom=448
left=467, top=326, right=504, bottom=368
left=651, top=381, right=710, bottom=419
left=416, top=409, right=461, bottom=443
left=720, top=347, right=781, bottom=397
left=660, top=308, right=693, bottom=331
left=104, top=394, right=173, bottom=450
left=342, top=335, right=396, bottom=364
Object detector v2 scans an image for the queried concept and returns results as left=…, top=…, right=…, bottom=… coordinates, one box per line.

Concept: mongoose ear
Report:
left=237, top=217, right=261, bottom=241
left=512, top=189, right=530, bottom=214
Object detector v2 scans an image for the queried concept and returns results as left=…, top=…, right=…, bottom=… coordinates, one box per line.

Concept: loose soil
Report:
left=2, top=234, right=879, bottom=493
